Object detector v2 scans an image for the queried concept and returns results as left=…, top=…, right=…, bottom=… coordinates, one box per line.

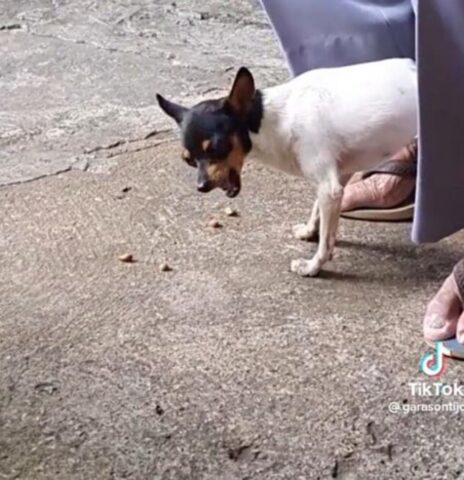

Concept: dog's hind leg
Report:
left=293, top=199, right=319, bottom=241
left=291, top=173, right=343, bottom=277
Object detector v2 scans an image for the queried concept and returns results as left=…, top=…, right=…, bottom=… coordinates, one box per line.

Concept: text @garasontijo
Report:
left=389, top=382, right=464, bottom=414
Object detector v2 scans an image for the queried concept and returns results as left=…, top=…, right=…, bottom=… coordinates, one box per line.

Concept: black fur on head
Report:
left=156, top=67, right=263, bottom=197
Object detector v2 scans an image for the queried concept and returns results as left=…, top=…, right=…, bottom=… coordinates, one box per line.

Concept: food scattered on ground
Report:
left=208, top=219, right=223, bottom=229
left=115, top=186, right=132, bottom=199
left=118, top=253, right=135, bottom=263
left=159, top=262, right=173, bottom=272
left=224, top=207, right=239, bottom=217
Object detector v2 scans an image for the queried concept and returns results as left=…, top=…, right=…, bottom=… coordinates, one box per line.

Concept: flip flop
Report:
left=341, top=143, right=417, bottom=222
left=425, top=259, right=464, bottom=360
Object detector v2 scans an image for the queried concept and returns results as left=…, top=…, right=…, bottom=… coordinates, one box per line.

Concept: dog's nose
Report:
left=197, top=180, right=213, bottom=193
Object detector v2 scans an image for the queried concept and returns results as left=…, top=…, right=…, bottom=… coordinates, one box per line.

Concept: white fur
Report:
left=250, top=58, right=418, bottom=276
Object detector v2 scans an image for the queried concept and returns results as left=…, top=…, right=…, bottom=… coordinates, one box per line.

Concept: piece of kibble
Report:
left=159, top=262, right=173, bottom=272
left=118, top=253, right=134, bottom=263
left=208, top=219, right=223, bottom=229
left=224, top=207, right=239, bottom=217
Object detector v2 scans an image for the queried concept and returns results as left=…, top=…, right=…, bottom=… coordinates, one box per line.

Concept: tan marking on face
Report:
left=202, top=139, right=211, bottom=152
left=206, top=135, right=245, bottom=186
left=182, top=149, right=191, bottom=160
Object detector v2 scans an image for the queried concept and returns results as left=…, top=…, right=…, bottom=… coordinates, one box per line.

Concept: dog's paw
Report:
left=290, top=258, right=321, bottom=277
left=292, top=223, right=318, bottom=241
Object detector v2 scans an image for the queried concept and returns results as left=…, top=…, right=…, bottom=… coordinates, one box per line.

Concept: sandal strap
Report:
left=453, top=259, right=464, bottom=302
left=362, top=139, right=418, bottom=180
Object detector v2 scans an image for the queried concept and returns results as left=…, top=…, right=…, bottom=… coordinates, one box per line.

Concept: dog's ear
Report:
left=227, top=67, right=255, bottom=116
left=156, top=94, right=188, bottom=124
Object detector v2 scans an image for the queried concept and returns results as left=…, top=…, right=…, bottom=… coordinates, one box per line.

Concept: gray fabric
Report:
left=260, top=0, right=464, bottom=243
left=260, top=0, right=415, bottom=75
left=413, top=1, right=464, bottom=242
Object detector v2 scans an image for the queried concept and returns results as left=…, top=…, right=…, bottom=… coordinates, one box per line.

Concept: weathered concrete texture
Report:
left=2, top=141, right=464, bottom=479
left=2, top=1, right=464, bottom=479
left=0, top=0, right=285, bottom=185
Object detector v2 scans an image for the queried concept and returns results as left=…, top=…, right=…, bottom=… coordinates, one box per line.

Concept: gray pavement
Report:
left=1, top=1, right=464, bottom=479
left=0, top=0, right=284, bottom=185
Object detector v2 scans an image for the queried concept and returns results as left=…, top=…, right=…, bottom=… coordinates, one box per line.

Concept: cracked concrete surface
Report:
left=2, top=1, right=464, bottom=480
left=0, top=0, right=284, bottom=186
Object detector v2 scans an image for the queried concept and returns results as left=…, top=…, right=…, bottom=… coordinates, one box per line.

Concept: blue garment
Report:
left=260, top=0, right=464, bottom=243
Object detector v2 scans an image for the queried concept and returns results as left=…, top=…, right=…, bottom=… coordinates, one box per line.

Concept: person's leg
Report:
left=418, top=1, right=464, bottom=344
left=341, top=140, right=417, bottom=220
left=413, top=1, right=464, bottom=243
left=425, top=261, right=464, bottom=345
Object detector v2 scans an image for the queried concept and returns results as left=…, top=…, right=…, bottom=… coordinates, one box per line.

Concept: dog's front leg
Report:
left=293, top=199, right=319, bottom=241
left=291, top=179, right=343, bottom=277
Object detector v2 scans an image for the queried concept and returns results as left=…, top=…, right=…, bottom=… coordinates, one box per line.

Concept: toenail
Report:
left=458, top=331, right=464, bottom=344
left=426, top=314, right=445, bottom=329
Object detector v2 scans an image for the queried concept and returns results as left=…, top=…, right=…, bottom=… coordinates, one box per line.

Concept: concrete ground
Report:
left=1, top=1, right=464, bottom=479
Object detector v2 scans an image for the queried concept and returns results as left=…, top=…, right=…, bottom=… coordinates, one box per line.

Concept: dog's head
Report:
left=157, top=67, right=261, bottom=197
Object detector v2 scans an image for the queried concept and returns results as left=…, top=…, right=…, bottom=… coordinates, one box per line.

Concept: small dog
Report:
left=157, top=58, right=417, bottom=276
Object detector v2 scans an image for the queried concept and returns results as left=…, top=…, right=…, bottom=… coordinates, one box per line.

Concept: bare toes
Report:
left=424, top=274, right=462, bottom=342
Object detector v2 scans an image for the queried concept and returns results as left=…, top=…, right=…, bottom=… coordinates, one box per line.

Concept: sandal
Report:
left=341, top=140, right=417, bottom=222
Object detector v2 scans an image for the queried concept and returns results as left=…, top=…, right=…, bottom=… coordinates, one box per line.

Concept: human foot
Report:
left=424, top=260, right=464, bottom=344
left=341, top=140, right=417, bottom=219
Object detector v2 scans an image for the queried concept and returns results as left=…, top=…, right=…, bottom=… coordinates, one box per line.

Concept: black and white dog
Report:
left=157, top=59, right=417, bottom=276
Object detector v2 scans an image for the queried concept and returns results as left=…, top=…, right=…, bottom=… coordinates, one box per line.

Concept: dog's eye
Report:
left=208, top=136, right=232, bottom=160
left=182, top=150, right=197, bottom=168
left=185, top=157, right=197, bottom=168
